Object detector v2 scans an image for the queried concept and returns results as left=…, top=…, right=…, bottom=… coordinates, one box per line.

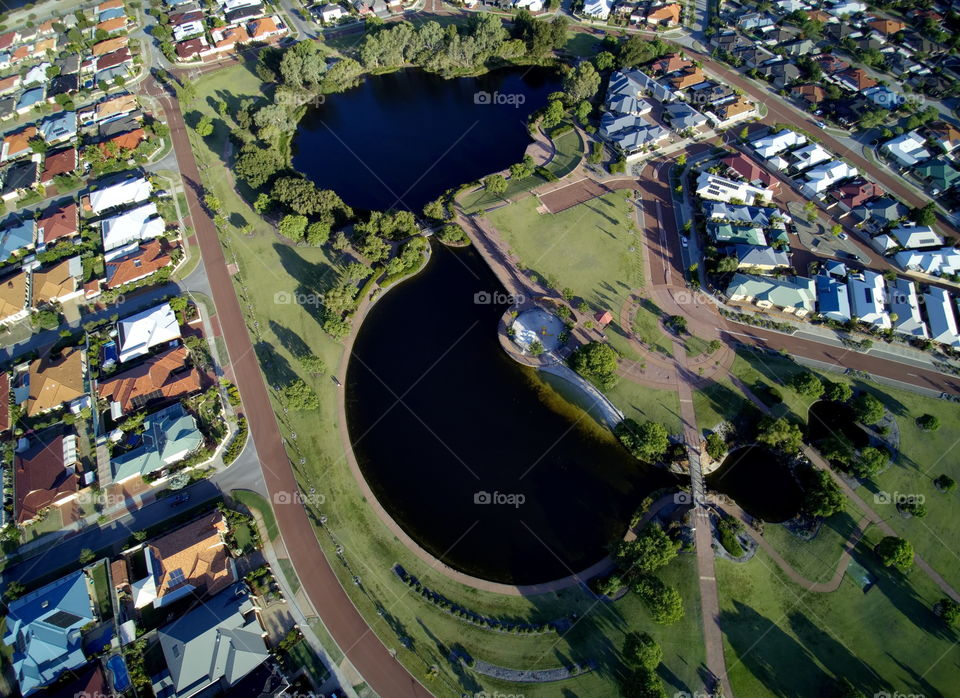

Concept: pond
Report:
left=807, top=400, right=870, bottom=449
left=707, top=446, right=803, bottom=523
left=346, top=244, right=677, bottom=584
left=291, top=66, right=562, bottom=212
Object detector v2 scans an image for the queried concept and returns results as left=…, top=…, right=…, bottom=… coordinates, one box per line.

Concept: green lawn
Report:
left=231, top=490, right=279, bottom=542
left=684, top=335, right=714, bottom=359
left=286, top=639, right=331, bottom=686
left=564, top=32, right=603, bottom=57
left=90, top=560, right=113, bottom=620
left=631, top=298, right=673, bottom=357
left=606, top=378, right=683, bottom=435
left=487, top=190, right=640, bottom=316
left=188, top=61, right=704, bottom=698
left=276, top=557, right=302, bottom=595
left=717, top=530, right=960, bottom=697
left=460, top=127, right=584, bottom=213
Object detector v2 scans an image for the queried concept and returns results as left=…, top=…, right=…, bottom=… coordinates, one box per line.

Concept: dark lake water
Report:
left=291, top=66, right=562, bottom=212
left=707, top=446, right=803, bottom=523
left=807, top=401, right=869, bottom=449
left=345, top=244, right=676, bottom=584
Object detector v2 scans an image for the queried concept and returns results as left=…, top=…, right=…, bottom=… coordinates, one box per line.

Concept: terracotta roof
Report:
left=27, top=347, right=85, bottom=416
left=792, top=83, right=826, bottom=104
left=806, top=9, right=831, bottom=22
left=0, top=32, right=17, bottom=50
left=38, top=20, right=57, bottom=36
left=111, top=558, right=129, bottom=588
left=37, top=201, right=79, bottom=244
left=928, top=120, right=960, bottom=145
left=833, top=180, right=882, bottom=207
left=670, top=66, right=704, bottom=89
left=104, top=238, right=173, bottom=289
left=96, top=94, right=137, bottom=120
left=41, top=147, right=78, bottom=184
left=98, top=0, right=125, bottom=10
left=722, top=152, right=778, bottom=188
left=717, top=95, right=754, bottom=120
left=0, top=269, right=27, bottom=321
left=97, top=17, right=128, bottom=34
left=214, top=25, right=247, bottom=49
left=3, top=125, right=37, bottom=159
left=98, top=345, right=201, bottom=413
left=14, top=433, right=78, bottom=523
left=32, top=37, right=57, bottom=55
left=868, top=18, right=905, bottom=34
left=147, top=511, right=235, bottom=602
left=0, top=75, right=20, bottom=93
left=11, top=45, right=30, bottom=62
left=248, top=16, right=281, bottom=39
left=93, top=36, right=128, bottom=56
left=31, top=259, right=78, bottom=306
left=0, top=372, right=8, bottom=432
left=647, top=3, right=681, bottom=23
left=838, top=67, right=877, bottom=91
left=814, top=53, right=849, bottom=74
left=651, top=53, right=691, bottom=75
left=100, top=127, right=145, bottom=153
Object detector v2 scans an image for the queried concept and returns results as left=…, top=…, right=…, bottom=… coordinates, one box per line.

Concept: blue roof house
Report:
left=16, top=87, right=45, bottom=114
left=98, top=7, right=126, bottom=21
left=39, top=111, right=77, bottom=144
left=0, top=217, right=36, bottom=259
left=111, top=403, right=204, bottom=482
left=2, top=570, right=96, bottom=696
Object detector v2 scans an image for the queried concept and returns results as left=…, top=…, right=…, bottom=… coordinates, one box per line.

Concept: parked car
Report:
left=681, top=237, right=689, bottom=248
left=838, top=232, right=848, bottom=240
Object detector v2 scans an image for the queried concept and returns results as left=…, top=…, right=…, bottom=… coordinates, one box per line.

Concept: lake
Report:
left=707, top=446, right=803, bottom=523
left=292, top=66, right=562, bottom=212
left=345, top=244, right=676, bottom=584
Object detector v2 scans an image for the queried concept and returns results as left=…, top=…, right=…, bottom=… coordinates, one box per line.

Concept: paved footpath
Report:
left=139, top=75, right=433, bottom=698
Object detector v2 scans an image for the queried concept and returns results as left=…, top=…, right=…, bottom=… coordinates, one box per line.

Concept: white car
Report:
left=680, top=237, right=689, bottom=248
left=838, top=233, right=848, bottom=240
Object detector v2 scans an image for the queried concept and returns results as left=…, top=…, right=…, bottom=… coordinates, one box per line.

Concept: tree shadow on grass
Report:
left=254, top=340, right=298, bottom=388
left=786, top=611, right=885, bottom=696
left=269, top=319, right=311, bottom=360
left=417, top=621, right=483, bottom=695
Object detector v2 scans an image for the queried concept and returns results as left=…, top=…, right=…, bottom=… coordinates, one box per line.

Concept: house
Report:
left=707, top=202, right=787, bottom=227
left=609, top=124, right=669, bottom=156
left=925, top=286, right=960, bottom=347
left=662, top=102, right=707, bottom=130
left=225, top=2, right=266, bottom=24
left=732, top=244, right=790, bottom=271
left=315, top=3, right=349, bottom=22
left=175, top=37, right=209, bottom=61
left=0, top=216, right=35, bottom=259
left=247, top=15, right=287, bottom=41
left=863, top=85, right=903, bottom=109
left=90, top=94, right=138, bottom=124
left=926, top=121, right=960, bottom=153
left=646, top=2, right=681, bottom=25
left=92, top=36, right=128, bottom=57
left=110, top=403, right=203, bottom=481
left=47, top=73, right=79, bottom=101
left=117, top=302, right=181, bottom=363
left=668, top=66, right=705, bottom=90
left=815, top=273, right=851, bottom=322
left=13, top=433, right=80, bottom=525
left=758, top=60, right=801, bottom=89
left=38, top=111, right=77, bottom=144
left=895, top=248, right=960, bottom=276
left=847, top=270, right=891, bottom=329
left=725, top=273, right=817, bottom=316
left=696, top=172, right=774, bottom=204
left=104, top=236, right=174, bottom=289
left=169, top=9, right=205, bottom=27
left=99, top=113, right=142, bottom=139
left=95, top=48, right=133, bottom=76
left=0, top=269, right=28, bottom=324
left=687, top=81, right=734, bottom=105
left=40, top=147, right=78, bottom=185
left=830, top=179, right=882, bottom=212
left=735, top=45, right=776, bottom=69
left=98, top=345, right=200, bottom=415
left=31, top=257, right=83, bottom=307
left=888, top=224, right=944, bottom=250
left=23, top=62, right=50, bottom=86
left=2, top=570, right=94, bottom=695
left=0, top=32, right=19, bottom=51
left=151, top=583, right=268, bottom=698
left=850, top=196, right=908, bottom=230
left=814, top=53, right=849, bottom=75
left=739, top=12, right=775, bottom=31
left=1, top=125, right=38, bottom=161
left=26, top=347, right=86, bottom=416
left=800, top=160, right=858, bottom=197
left=1, top=160, right=40, bottom=202
left=84, top=176, right=151, bottom=214
left=118, top=511, right=234, bottom=609
left=835, top=67, right=877, bottom=92
left=778, top=38, right=815, bottom=57
left=888, top=278, right=928, bottom=338
left=722, top=153, right=779, bottom=190
left=707, top=222, right=767, bottom=246
left=791, top=84, right=826, bottom=106
left=15, top=86, right=44, bottom=114
left=57, top=54, right=81, bottom=76
left=710, top=95, right=756, bottom=123
left=211, top=25, right=248, bottom=52
left=97, top=16, right=128, bottom=35
left=913, top=158, right=960, bottom=193
left=0, top=95, right=14, bottom=120
left=788, top=143, right=832, bottom=172
left=583, top=0, right=613, bottom=19
left=173, top=20, right=205, bottom=42
left=0, top=74, right=21, bottom=95
left=98, top=6, right=126, bottom=22
left=100, top=203, right=165, bottom=251
left=868, top=18, right=905, bottom=35
left=826, top=0, right=866, bottom=16
left=99, top=127, right=145, bottom=155
left=752, top=129, right=806, bottom=159
left=37, top=202, right=80, bottom=247
left=650, top=53, right=691, bottom=76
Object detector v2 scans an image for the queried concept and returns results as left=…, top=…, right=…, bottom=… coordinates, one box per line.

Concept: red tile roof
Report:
left=722, top=152, right=779, bottom=189
left=838, top=67, right=877, bottom=91
left=97, top=345, right=201, bottom=413
left=175, top=38, right=207, bottom=59
left=37, top=202, right=79, bottom=245
left=100, top=127, right=145, bottom=154
left=0, top=31, right=17, bottom=50
left=833, top=180, right=882, bottom=208
left=41, top=147, right=78, bottom=184
left=104, top=238, right=173, bottom=289
left=96, top=47, right=132, bottom=71
left=14, top=434, right=78, bottom=523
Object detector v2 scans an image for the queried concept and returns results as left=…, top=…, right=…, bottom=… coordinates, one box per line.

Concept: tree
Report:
left=705, top=432, right=726, bottom=460
left=253, top=193, right=272, bottom=214
left=789, top=371, right=824, bottom=398
left=281, top=379, right=320, bottom=411
left=509, top=161, right=532, bottom=180
left=342, top=261, right=371, bottom=282
left=916, top=413, right=940, bottom=431
left=618, top=35, right=668, bottom=68
left=195, top=114, right=214, bottom=137
left=802, top=469, right=845, bottom=518
left=621, top=668, right=667, bottom=698
left=823, top=380, right=853, bottom=403
left=484, top=174, right=507, bottom=197
left=934, top=474, right=956, bottom=492
left=541, top=99, right=565, bottom=128
left=298, top=354, right=328, bottom=375
left=853, top=445, right=889, bottom=479
left=875, top=536, right=913, bottom=571
left=623, top=632, right=663, bottom=670
left=614, top=525, right=679, bottom=573
left=594, top=51, right=616, bottom=71
left=569, top=341, right=618, bottom=389
left=423, top=198, right=446, bottom=221
left=279, top=40, right=331, bottom=90
left=278, top=214, right=308, bottom=242
left=3, top=581, right=25, bottom=601
left=852, top=393, right=884, bottom=425
left=305, top=221, right=330, bottom=246
left=562, top=62, right=601, bottom=103
left=632, top=575, right=684, bottom=624
left=79, top=548, right=95, bottom=564
left=235, top=145, right=284, bottom=189
left=911, top=201, right=936, bottom=226
left=356, top=234, right=390, bottom=262
left=616, top=419, right=670, bottom=463
left=756, top=416, right=804, bottom=454
left=936, top=597, right=960, bottom=626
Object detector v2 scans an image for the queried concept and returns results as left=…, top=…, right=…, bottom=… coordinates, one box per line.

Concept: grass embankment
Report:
left=186, top=61, right=705, bottom=697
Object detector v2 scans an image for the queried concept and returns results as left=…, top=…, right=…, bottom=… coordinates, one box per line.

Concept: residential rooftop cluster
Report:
left=159, top=0, right=290, bottom=62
